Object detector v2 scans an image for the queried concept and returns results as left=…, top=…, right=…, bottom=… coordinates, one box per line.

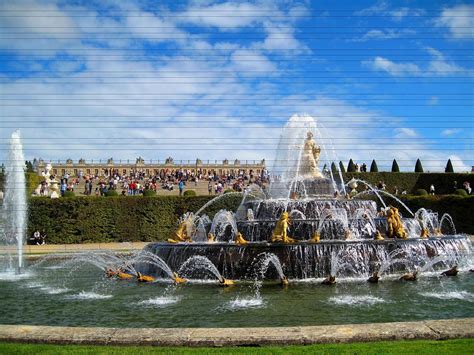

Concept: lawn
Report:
left=0, top=339, right=472, bottom=354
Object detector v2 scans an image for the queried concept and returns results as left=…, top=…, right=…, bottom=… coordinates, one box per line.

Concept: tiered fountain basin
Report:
left=144, top=237, right=470, bottom=280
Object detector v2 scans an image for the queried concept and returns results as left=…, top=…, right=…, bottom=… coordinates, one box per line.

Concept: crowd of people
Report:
left=34, top=166, right=472, bottom=198
left=58, top=167, right=270, bottom=197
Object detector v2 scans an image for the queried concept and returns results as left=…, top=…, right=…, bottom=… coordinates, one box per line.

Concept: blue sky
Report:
left=0, top=0, right=473, bottom=172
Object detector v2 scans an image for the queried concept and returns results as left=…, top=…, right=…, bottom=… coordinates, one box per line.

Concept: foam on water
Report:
left=420, top=291, right=473, bottom=302
left=67, top=291, right=113, bottom=300
left=137, top=296, right=180, bottom=307
left=40, top=286, right=70, bottom=295
left=227, top=297, right=264, bottom=310
left=0, top=271, right=34, bottom=281
left=25, top=281, right=43, bottom=288
left=329, top=295, right=385, bottom=306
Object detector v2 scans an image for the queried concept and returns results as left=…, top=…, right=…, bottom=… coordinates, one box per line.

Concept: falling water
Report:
left=1, top=130, right=27, bottom=272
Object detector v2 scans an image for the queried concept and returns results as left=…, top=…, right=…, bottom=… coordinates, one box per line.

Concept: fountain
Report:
left=1, top=130, right=27, bottom=273
left=144, top=114, right=472, bottom=280
left=0, top=116, right=472, bottom=329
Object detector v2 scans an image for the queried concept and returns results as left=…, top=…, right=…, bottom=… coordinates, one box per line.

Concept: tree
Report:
left=445, top=159, right=454, bottom=173
left=347, top=159, right=356, bottom=172
left=370, top=160, right=378, bottom=173
left=338, top=161, right=346, bottom=173
left=25, top=160, right=35, bottom=173
left=391, top=159, right=400, bottom=172
left=415, top=159, right=424, bottom=173
left=331, top=162, right=338, bottom=175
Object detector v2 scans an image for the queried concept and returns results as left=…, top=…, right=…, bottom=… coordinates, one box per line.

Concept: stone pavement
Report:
left=0, top=242, right=148, bottom=255
left=0, top=318, right=472, bottom=346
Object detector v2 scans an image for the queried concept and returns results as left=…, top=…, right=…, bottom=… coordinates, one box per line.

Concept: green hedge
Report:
left=27, top=193, right=473, bottom=243
left=343, top=172, right=474, bottom=195
left=400, top=195, right=474, bottom=235
left=362, top=194, right=474, bottom=234
left=28, top=194, right=243, bottom=244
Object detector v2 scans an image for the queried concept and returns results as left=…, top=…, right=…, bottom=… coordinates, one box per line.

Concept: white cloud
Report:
left=356, top=29, right=415, bottom=42
left=230, top=49, right=276, bottom=73
left=179, top=2, right=274, bottom=30
left=0, top=1, right=78, bottom=37
left=367, top=56, right=421, bottom=76
left=435, top=5, right=474, bottom=39
left=441, top=129, right=460, bottom=137
left=355, top=1, right=425, bottom=21
left=395, top=128, right=418, bottom=138
left=366, top=48, right=469, bottom=77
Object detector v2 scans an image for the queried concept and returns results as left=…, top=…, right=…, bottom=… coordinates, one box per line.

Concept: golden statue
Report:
left=219, top=277, right=234, bottom=287
left=309, top=232, right=321, bottom=243
left=207, top=233, right=215, bottom=243
left=344, top=229, right=351, bottom=240
left=386, top=207, right=407, bottom=239
left=271, top=212, right=296, bottom=243
left=434, top=228, right=442, bottom=237
left=172, top=272, right=187, bottom=284
left=399, top=271, right=417, bottom=281
left=235, top=232, right=249, bottom=245
left=117, top=270, right=134, bottom=280
left=168, top=220, right=192, bottom=243
left=367, top=272, right=379, bottom=283
left=105, top=268, right=117, bottom=278
left=136, top=272, right=155, bottom=283
left=374, top=231, right=384, bottom=241
left=280, top=276, right=289, bottom=286
left=420, top=228, right=429, bottom=239
left=300, top=131, right=324, bottom=178
left=321, top=275, right=336, bottom=285
left=441, top=265, right=458, bottom=277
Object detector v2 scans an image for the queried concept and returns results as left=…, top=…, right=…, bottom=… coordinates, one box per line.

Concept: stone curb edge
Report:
left=0, top=318, right=473, bottom=347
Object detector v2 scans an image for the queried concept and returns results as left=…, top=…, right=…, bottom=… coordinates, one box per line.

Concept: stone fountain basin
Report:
left=143, top=235, right=471, bottom=280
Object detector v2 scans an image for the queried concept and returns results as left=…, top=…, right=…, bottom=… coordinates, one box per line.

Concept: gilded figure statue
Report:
left=271, top=212, right=295, bottom=243
left=235, top=232, right=249, bottom=245
left=386, top=206, right=407, bottom=239
left=168, top=220, right=191, bottom=243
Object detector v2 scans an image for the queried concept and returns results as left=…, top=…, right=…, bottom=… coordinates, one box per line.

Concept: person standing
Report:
left=179, top=180, right=185, bottom=196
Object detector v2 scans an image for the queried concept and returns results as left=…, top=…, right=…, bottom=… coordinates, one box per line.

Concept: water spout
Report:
left=1, top=130, right=26, bottom=273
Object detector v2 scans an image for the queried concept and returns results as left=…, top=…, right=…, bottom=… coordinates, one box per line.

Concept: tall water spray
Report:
left=2, top=130, right=27, bottom=272
left=268, top=114, right=343, bottom=198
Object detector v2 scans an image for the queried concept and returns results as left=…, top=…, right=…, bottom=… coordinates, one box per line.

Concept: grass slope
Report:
left=0, top=339, right=472, bottom=354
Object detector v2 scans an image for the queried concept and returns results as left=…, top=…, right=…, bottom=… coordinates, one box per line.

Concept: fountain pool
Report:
left=0, top=258, right=472, bottom=328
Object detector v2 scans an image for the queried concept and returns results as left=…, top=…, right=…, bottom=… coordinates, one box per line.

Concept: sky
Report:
left=0, top=0, right=473, bottom=172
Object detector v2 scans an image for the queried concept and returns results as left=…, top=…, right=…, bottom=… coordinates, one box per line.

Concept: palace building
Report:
left=34, top=157, right=266, bottom=178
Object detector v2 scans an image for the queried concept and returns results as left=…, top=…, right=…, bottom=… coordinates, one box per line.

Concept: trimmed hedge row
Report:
left=366, top=194, right=474, bottom=235
left=402, top=195, right=474, bottom=235
left=27, top=194, right=473, bottom=244
left=344, top=172, right=474, bottom=195
left=28, top=194, right=242, bottom=244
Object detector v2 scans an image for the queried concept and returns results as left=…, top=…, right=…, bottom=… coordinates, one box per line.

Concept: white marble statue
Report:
left=300, top=131, right=324, bottom=178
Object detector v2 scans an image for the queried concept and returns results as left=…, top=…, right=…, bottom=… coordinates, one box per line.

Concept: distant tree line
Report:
left=342, top=159, right=457, bottom=173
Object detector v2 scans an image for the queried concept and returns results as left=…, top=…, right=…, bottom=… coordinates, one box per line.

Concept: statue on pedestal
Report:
left=300, top=131, right=323, bottom=178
